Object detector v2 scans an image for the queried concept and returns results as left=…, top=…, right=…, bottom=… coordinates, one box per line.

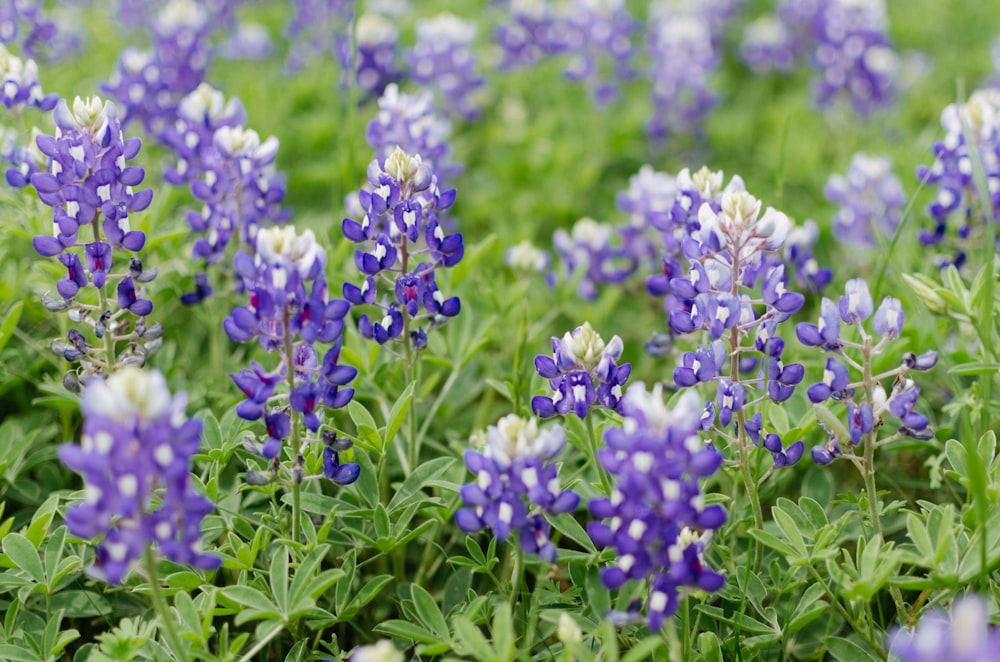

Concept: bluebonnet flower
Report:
left=740, top=15, right=798, bottom=74
left=552, top=217, right=638, bottom=299
left=354, top=13, right=402, bottom=100
left=102, top=0, right=214, bottom=135
left=615, top=164, right=680, bottom=269
left=560, top=0, right=637, bottom=106
left=532, top=322, right=630, bottom=419
left=888, top=596, right=1000, bottom=662
left=505, top=240, right=550, bottom=273
left=181, top=120, right=290, bottom=303
left=218, top=21, right=273, bottom=61
left=225, top=225, right=358, bottom=482
left=588, top=385, right=726, bottom=629
left=58, top=368, right=220, bottom=583
left=915, top=88, right=1000, bottom=268
left=811, top=0, right=899, bottom=115
left=0, top=0, right=58, bottom=60
left=783, top=219, right=833, bottom=293
left=645, top=8, right=717, bottom=142
left=797, top=278, right=936, bottom=463
left=824, top=153, right=905, bottom=246
left=342, top=146, right=461, bottom=353
left=456, top=415, right=579, bottom=563
left=160, top=83, right=246, bottom=185
left=25, top=96, right=159, bottom=377
left=408, top=13, right=483, bottom=121
left=0, top=43, right=56, bottom=111
left=495, top=0, right=564, bottom=70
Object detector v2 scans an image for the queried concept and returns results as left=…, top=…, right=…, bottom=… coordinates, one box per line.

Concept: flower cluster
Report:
left=341, top=146, right=462, bottom=351
left=494, top=0, right=564, bottom=70
left=552, top=217, right=638, bottom=299
left=224, top=225, right=358, bottom=485
left=0, top=42, right=56, bottom=111
left=365, top=83, right=456, bottom=187
left=408, top=13, right=483, bottom=121
left=915, top=88, right=1000, bottom=268
left=456, top=415, right=579, bottom=563
left=644, top=7, right=718, bottom=142
left=27, top=96, right=160, bottom=378
left=740, top=15, right=798, bottom=74
left=58, top=368, right=220, bottom=584
left=285, top=0, right=354, bottom=74
left=648, top=175, right=809, bottom=469
left=887, top=596, right=1000, bottom=662
left=588, top=385, right=727, bottom=629
left=797, top=279, right=936, bottom=464
left=354, top=13, right=402, bottom=100
left=0, top=0, right=58, bottom=60
left=824, top=152, right=905, bottom=246
left=176, top=88, right=290, bottom=303
left=561, top=0, right=637, bottom=106
left=102, top=0, right=216, bottom=135
left=811, top=0, right=898, bottom=115
left=531, top=322, right=630, bottom=419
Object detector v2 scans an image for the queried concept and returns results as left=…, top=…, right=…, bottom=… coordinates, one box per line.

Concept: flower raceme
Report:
left=588, top=385, right=727, bottom=629
left=58, top=368, right=220, bottom=583
left=455, top=415, right=579, bottom=563
left=225, top=225, right=358, bottom=482
left=531, top=321, right=631, bottom=419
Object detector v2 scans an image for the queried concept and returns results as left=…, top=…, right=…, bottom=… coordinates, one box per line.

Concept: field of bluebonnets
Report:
left=3, top=0, right=1000, bottom=660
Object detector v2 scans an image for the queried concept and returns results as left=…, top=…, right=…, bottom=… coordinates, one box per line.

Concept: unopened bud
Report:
left=245, top=469, right=272, bottom=486
left=62, top=371, right=81, bottom=393
left=41, top=295, right=69, bottom=311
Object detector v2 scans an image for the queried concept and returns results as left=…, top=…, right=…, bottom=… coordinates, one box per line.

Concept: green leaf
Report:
left=492, top=602, right=515, bottom=662
left=48, top=590, right=111, bottom=618
left=3, top=533, right=44, bottom=584
left=823, top=636, right=880, bottom=662
left=374, top=620, right=440, bottom=645
left=270, top=549, right=290, bottom=617
left=786, top=583, right=828, bottom=634
left=749, top=528, right=797, bottom=558
left=0, top=300, right=23, bottom=354
left=288, top=545, right=329, bottom=610
left=906, top=512, right=935, bottom=561
left=387, top=457, right=456, bottom=512
left=411, top=584, right=448, bottom=640
left=340, top=575, right=393, bottom=621
left=0, top=644, right=41, bottom=661
left=384, top=381, right=415, bottom=450
left=347, top=400, right=382, bottom=453
left=696, top=631, right=723, bottom=662
left=772, top=506, right=808, bottom=558
left=550, top=512, right=597, bottom=552
left=621, top=636, right=666, bottom=662
left=452, top=615, right=494, bottom=661
left=949, top=362, right=1000, bottom=375
left=373, top=503, right=391, bottom=540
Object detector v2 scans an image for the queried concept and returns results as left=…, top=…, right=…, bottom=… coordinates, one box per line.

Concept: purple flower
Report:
left=561, top=0, right=637, bottom=106
left=58, top=368, right=220, bottom=583
left=796, top=297, right=842, bottom=350
left=588, top=386, right=726, bottom=627
left=839, top=278, right=873, bottom=324
left=532, top=322, right=630, bottom=419
left=887, top=597, right=1000, bottom=662
left=806, top=357, right=851, bottom=403
left=456, top=415, right=578, bottom=562
left=873, top=296, right=904, bottom=339
left=354, top=13, right=401, bottom=100
left=552, top=217, right=638, bottom=299
left=407, top=13, right=484, bottom=121
left=825, top=153, right=904, bottom=246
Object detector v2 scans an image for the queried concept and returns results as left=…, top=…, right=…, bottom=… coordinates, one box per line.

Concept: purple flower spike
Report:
left=588, top=386, right=726, bottom=629
left=58, top=369, right=219, bottom=583
left=457, top=415, right=576, bottom=562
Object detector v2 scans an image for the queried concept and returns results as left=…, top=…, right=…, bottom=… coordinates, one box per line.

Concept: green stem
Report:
left=584, top=415, right=612, bottom=495
left=508, top=544, right=523, bottom=608
left=144, top=548, right=191, bottom=662
left=283, top=305, right=302, bottom=543
left=237, top=622, right=284, bottom=662
left=405, top=357, right=420, bottom=474
left=806, top=563, right=884, bottom=656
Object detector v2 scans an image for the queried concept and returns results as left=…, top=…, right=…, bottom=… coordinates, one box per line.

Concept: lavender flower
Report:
left=285, top=0, right=354, bottom=74
left=531, top=322, right=630, bottom=419
left=811, top=0, right=898, bottom=115
left=58, top=368, right=220, bottom=583
left=888, top=597, right=1000, bottom=662
left=588, top=385, right=727, bottom=629
left=341, top=146, right=461, bottom=353
left=824, top=153, right=905, bottom=246
left=408, top=13, right=483, bottom=121
left=561, top=0, right=637, bottom=106
left=102, top=0, right=213, bottom=135
left=0, top=0, right=58, bottom=60
left=225, top=225, right=357, bottom=479
left=740, top=15, right=797, bottom=74
left=455, top=415, right=579, bottom=563
left=552, top=217, right=638, bottom=299
left=354, top=13, right=402, bottom=100
left=0, top=43, right=56, bottom=111
left=645, top=9, right=717, bottom=141
left=495, top=0, right=564, bottom=70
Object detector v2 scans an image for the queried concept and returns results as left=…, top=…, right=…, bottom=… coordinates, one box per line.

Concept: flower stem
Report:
left=283, top=305, right=302, bottom=543
left=508, top=544, right=524, bottom=608
left=144, top=547, right=191, bottom=662
left=237, top=622, right=284, bottom=662
left=584, top=415, right=612, bottom=495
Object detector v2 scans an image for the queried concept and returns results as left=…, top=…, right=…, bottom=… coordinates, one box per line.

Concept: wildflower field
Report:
left=3, top=0, right=1000, bottom=660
